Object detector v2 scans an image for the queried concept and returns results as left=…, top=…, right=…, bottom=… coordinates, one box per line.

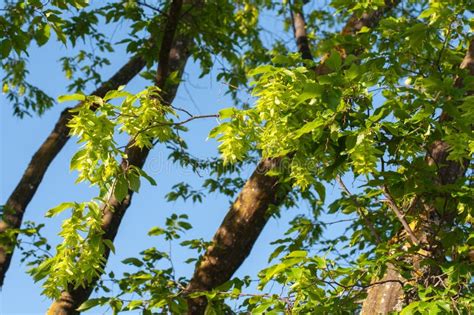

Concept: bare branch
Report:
left=136, top=1, right=168, bottom=16
left=381, top=186, right=420, bottom=246
left=336, top=175, right=381, bottom=243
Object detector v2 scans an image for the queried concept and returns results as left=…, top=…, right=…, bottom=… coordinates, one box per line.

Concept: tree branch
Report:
left=381, top=186, right=420, bottom=246
left=336, top=175, right=381, bottom=243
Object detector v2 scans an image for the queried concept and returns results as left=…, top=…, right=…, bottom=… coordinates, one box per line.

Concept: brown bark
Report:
left=360, top=38, right=474, bottom=314
left=290, top=2, right=313, bottom=61
left=46, top=1, right=189, bottom=314
left=186, top=158, right=287, bottom=313
left=185, top=2, right=400, bottom=314
left=361, top=264, right=405, bottom=314
left=0, top=54, right=147, bottom=288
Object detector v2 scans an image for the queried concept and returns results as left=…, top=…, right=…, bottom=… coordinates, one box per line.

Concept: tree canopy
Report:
left=1, top=0, right=473, bottom=314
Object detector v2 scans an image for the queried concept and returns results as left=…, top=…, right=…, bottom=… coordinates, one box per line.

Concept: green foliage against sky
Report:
left=1, top=0, right=473, bottom=314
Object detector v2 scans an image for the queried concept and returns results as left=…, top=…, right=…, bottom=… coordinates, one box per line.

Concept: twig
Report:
left=136, top=1, right=168, bottom=16
left=381, top=186, right=420, bottom=246
left=323, top=218, right=355, bottom=225
left=18, top=241, right=52, bottom=257
left=171, top=105, right=194, bottom=117
left=436, top=21, right=453, bottom=75
left=157, top=113, right=219, bottom=127
left=124, top=113, right=219, bottom=149
left=336, top=175, right=382, bottom=243
left=320, top=277, right=405, bottom=291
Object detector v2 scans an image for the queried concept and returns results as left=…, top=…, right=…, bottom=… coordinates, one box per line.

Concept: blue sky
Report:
left=0, top=4, right=350, bottom=314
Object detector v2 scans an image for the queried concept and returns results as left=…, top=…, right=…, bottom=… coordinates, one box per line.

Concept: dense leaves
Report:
left=2, top=0, right=473, bottom=314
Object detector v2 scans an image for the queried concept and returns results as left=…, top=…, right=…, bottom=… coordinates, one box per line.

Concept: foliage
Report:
left=2, top=0, right=473, bottom=314
left=29, top=86, right=184, bottom=298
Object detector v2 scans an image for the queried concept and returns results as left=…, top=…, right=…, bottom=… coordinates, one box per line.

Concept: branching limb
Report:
left=381, top=186, right=420, bottom=246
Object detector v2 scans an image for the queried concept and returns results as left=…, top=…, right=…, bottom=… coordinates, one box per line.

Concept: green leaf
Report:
left=77, top=298, right=106, bottom=311
left=251, top=300, right=273, bottom=313
left=128, top=173, right=141, bottom=192
left=325, top=51, right=342, bottom=70
left=418, top=7, right=436, bottom=19
left=248, top=65, right=273, bottom=77
left=345, top=63, right=361, bottom=81
left=218, top=107, right=236, bottom=119
left=70, top=149, right=86, bottom=171
left=148, top=226, right=165, bottom=236
left=103, top=89, right=131, bottom=101
left=121, top=257, right=144, bottom=267
left=109, top=298, right=123, bottom=313
left=296, top=83, right=323, bottom=104
left=114, top=176, right=129, bottom=202
left=292, top=118, right=324, bottom=139
left=35, top=24, right=51, bottom=46
left=0, top=40, right=12, bottom=58
left=58, top=94, right=85, bottom=103
left=208, top=123, right=230, bottom=139
left=178, top=221, right=192, bottom=230
left=103, top=239, right=115, bottom=254
left=313, top=181, right=326, bottom=203
left=30, top=259, right=53, bottom=282
left=138, top=169, right=157, bottom=186
left=45, top=202, right=75, bottom=217
left=286, top=250, right=307, bottom=258
left=358, top=26, right=371, bottom=33
left=127, top=300, right=143, bottom=310
left=400, top=301, right=420, bottom=315
left=271, top=55, right=292, bottom=65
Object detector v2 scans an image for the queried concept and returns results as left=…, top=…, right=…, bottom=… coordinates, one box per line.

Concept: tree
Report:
left=1, top=0, right=472, bottom=314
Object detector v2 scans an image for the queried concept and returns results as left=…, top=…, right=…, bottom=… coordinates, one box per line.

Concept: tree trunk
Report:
left=185, top=2, right=400, bottom=313
left=186, top=158, right=287, bottom=313
left=360, top=38, right=473, bottom=314
left=0, top=54, right=147, bottom=288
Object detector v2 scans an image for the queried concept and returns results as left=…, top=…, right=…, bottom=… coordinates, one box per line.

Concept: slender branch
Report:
left=169, top=114, right=219, bottom=126
left=381, top=186, right=420, bottom=246
left=136, top=1, right=168, bottom=16
left=171, top=105, right=194, bottom=117
left=323, top=218, right=356, bottom=225
left=320, top=277, right=405, bottom=291
left=123, top=113, right=218, bottom=149
left=18, top=241, right=53, bottom=258
left=436, top=20, right=453, bottom=75
left=336, top=175, right=381, bottom=243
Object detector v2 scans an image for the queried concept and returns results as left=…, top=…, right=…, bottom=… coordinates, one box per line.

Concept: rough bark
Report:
left=46, top=1, right=189, bottom=314
left=360, top=38, right=474, bottom=315
left=186, top=158, right=287, bottom=313
left=0, top=54, right=147, bottom=288
left=185, top=2, right=399, bottom=314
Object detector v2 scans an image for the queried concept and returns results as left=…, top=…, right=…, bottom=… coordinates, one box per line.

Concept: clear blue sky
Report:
left=0, top=5, right=348, bottom=314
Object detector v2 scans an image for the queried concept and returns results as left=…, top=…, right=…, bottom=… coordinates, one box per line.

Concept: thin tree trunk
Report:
left=0, top=54, right=147, bottom=287
left=46, top=1, right=190, bottom=314
left=185, top=1, right=400, bottom=313
left=360, top=38, right=473, bottom=314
